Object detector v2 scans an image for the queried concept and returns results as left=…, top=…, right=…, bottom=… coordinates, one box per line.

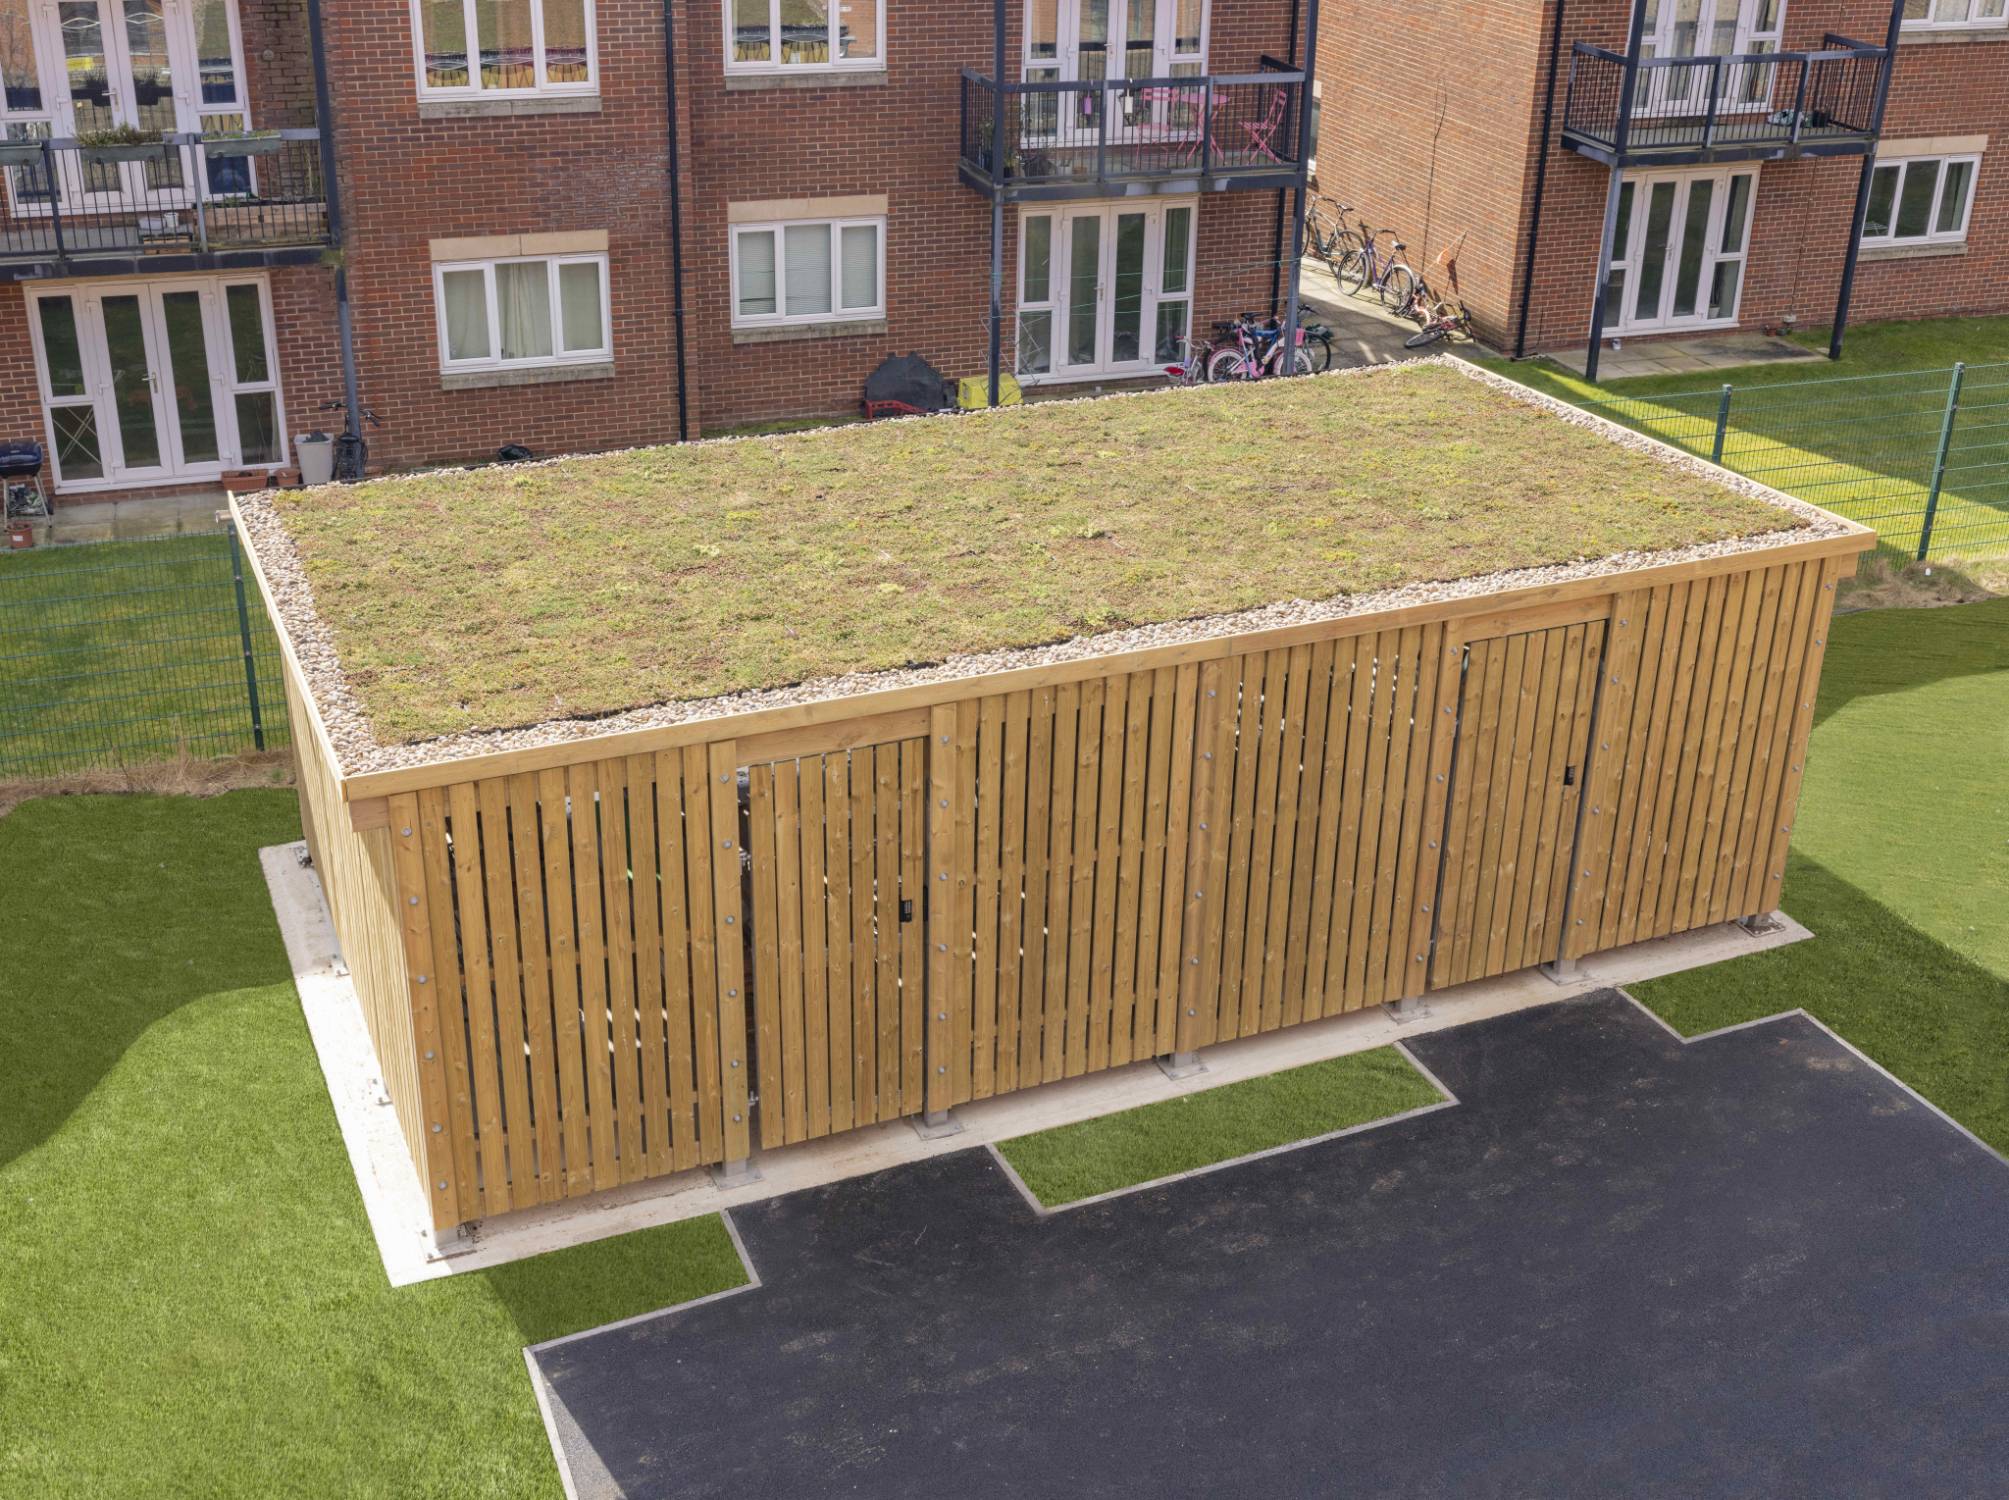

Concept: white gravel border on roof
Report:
left=238, top=357, right=1852, bottom=778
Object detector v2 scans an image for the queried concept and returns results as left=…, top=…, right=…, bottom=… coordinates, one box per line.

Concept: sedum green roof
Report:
left=268, top=362, right=1800, bottom=745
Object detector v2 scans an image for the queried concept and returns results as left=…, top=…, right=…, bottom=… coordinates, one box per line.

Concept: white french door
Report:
left=1023, top=0, right=1208, bottom=142
left=1017, top=198, right=1196, bottom=382
left=29, top=275, right=285, bottom=490
left=0, top=0, right=255, bottom=211
left=1605, top=166, right=1757, bottom=334
left=1635, top=0, right=1784, bottom=115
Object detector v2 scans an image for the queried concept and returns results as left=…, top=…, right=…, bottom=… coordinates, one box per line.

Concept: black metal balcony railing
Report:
left=959, top=64, right=1307, bottom=196
left=0, top=128, right=328, bottom=268
left=1561, top=37, right=1889, bottom=164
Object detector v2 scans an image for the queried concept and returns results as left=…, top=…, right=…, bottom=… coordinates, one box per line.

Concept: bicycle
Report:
left=1203, top=315, right=1314, bottom=383
left=1305, top=194, right=1361, bottom=281
left=1337, top=225, right=1418, bottom=314
left=1401, top=236, right=1474, bottom=347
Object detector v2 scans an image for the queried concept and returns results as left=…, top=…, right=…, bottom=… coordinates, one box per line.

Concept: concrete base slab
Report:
left=263, top=840, right=1814, bottom=1285
left=1154, top=1051, right=1207, bottom=1081
left=907, top=1111, right=966, bottom=1141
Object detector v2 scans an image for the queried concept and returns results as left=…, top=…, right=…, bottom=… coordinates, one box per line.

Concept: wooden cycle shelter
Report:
left=236, top=362, right=1872, bottom=1232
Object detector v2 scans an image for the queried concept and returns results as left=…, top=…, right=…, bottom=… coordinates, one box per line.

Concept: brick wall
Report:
left=318, top=0, right=685, bottom=470
left=1321, top=0, right=2009, bottom=359
left=240, top=0, right=320, bottom=128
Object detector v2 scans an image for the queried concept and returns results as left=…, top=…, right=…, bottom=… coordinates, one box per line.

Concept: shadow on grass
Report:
left=0, top=789, right=302, bottom=1168
left=480, top=1215, right=751, bottom=1349
left=1811, top=595, right=2009, bottom=731
left=1633, top=850, right=2009, bottom=1156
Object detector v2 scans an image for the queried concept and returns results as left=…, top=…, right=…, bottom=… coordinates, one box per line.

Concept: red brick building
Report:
left=1316, top=0, right=2007, bottom=376
left=0, top=0, right=1324, bottom=501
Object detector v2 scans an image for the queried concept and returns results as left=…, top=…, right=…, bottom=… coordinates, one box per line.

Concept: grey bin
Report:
left=295, top=432, right=336, bottom=487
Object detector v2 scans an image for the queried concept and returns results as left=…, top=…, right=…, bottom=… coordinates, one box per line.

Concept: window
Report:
left=412, top=0, right=596, bottom=97
left=731, top=217, right=884, bottom=327
left=434, top=254, right=610, bottom=371
left=1901, top=0, right=2006, bottom=29
left=1862, top=155, right=1978, bottom=247
left=726, top=0, right=883, bottom=73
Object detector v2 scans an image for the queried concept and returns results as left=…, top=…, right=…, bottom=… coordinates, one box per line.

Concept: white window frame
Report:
left=1901, top=0, right=2007, bottom=31
left=431, top=253, right=613, bottom=373
left=1607, top=164, right=1758, bottom=335
left=1861, top=154, right=1980, bottom=247
left=723, top=0, right=886, bottom=75
left=409, top=0, right=599, bottom=100
left=729, top=216, right=886, bottom=328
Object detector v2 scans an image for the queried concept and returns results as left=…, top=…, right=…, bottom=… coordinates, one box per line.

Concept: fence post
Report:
left=1917, top=361, right=1965, bottom=563
left=227, top=526, right=267, bottom=751
left=1711, top=383, right=1732, bottom=465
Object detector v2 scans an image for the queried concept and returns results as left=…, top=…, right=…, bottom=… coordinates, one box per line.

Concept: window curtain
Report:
left=839, top=224, right=876, bottom=310
left=738, top=231, right=777, bottom=316
left=558, top=260, right=603, bottom=352
left=442, top=268, right=491, bottom=361
left=497, top=260, right=553, bottom=360
left=783, top=223, right=832, bottom=316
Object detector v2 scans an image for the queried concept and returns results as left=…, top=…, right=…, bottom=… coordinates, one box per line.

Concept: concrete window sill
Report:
left=417, top=94, right=603, bottom=120
left=441, top=361, right=616, bottom=391
left=724, top=69, right=889, bottom=92
left=731, top=318, right=888, bottom=346
left=1858, top=241, right=1969, bottom=263
left=1898, top=26, right=2009, bottom=44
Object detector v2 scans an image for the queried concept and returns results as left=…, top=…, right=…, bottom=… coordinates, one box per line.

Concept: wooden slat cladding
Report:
left=278, top=543, right=1860, bottom=1231
left=401, top=755, right=737, bottom=1224
left=1563, top=557, right=1838, bottom=959
left=744, top=739, right=928, bottom=1148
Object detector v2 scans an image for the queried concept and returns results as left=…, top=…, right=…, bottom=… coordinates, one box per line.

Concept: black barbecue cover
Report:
left=863, top=352, right=953, bottom=414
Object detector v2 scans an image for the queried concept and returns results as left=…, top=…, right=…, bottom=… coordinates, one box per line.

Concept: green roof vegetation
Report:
left=270, top=362, right=1800, bottom=745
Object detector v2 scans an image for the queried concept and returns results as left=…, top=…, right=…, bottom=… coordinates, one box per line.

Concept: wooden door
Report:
left=1429, top=619, right=1605, bottom=990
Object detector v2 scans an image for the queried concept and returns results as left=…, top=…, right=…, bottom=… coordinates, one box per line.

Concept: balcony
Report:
left=0, top=130, right=330, bottom=281
left=958, top=62, right=1309, bottom=201
left=1560, top=37, right=1891, bottom=167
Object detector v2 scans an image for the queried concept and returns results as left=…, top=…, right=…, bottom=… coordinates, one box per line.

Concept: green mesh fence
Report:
left=0, top=528, right=289, bottom=780
left=1572, top=362, right=2009, bottom=575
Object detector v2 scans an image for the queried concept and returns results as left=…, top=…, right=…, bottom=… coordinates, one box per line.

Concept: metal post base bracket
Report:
left=909, top=1109, right=966, bottom=1141
left=1738, top=911, right=1786, bottom=937
left=1381, top=996, right=1429, bottom=1025
left=1540, top=956, right=1582, bottom=986
left=708, top=1157, right=762, bottom=1190
left=1157, top=1051, right=1206, bottom=1081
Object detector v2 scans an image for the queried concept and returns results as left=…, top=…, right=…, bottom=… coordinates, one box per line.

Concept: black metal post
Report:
left=227, top=525, right=267, bottom=752
left=1513, top=0, right=1570, bottom=360
left=1829, top=0, right=1907, bottom=361
left=1917, top=362, right=1964, bottom=561
left=1269, top=0, right=1307, bottom=320
left=1583, top=0, right=1648, bottom=382
left=1711, top=382, right=1733, bottom=464
left=1280, top=0, right=1320, bottom=371
left=40, top=140, right=66, bottom=263
left=663, top=0, right=691, bottom=440
left=988, top=0, right=1006, bottom=407
left=304, top=0, right=364, bottom=477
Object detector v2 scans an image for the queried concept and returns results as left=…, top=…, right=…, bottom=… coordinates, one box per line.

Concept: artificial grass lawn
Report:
left=1470, top=314, right=2009, bottom=561
left=0, top=533, right=290, bottom=778
left=0, top=790, right=747, bottom=1498
left=997, top=1047, right=1445, bottom=1208
left=269, top=362, right=1796, bottom=744
left=1633, top=598, right=2009, bottom=1152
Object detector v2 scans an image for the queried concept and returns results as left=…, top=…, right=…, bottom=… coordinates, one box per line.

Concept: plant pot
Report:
left=204, top=134, right=284, bottom=158
left=220, top=469, right=267, bottom=494
left=81, top=143, right=166, bottom=165
left=7, top=519, right=34, bottom=550
left=0, top=140, right=47, bottom=167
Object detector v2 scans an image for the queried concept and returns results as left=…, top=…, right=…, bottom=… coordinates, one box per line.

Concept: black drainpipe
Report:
left=1512, top=0, right=1568, bottom=360
left=303, top=0, right=363, bottom=476
left=662, top=0, right=692, bottom=441
left=1269, top=0, right=1304, bottom=319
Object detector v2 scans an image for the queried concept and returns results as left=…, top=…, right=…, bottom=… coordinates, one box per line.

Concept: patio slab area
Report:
left=528, top=991, right=2009, bottom=1499
left=1544, top=331, right=1825, bottom=381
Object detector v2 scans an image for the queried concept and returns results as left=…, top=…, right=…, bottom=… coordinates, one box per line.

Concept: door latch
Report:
left=899, top=898, right=915, bottom=924
left=1563, top=764, right=1577, bottom=786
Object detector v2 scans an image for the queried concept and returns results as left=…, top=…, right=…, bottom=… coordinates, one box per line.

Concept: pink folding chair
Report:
left=1237, top=85, right=1289, bottom=164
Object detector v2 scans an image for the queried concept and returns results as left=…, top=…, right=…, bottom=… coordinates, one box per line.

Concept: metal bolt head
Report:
left=937, top=1065, right=947, bottom=1074
left=937, top=1011, right=947, bottom=1021
left=733, top=1112, right=742, bottom=1122
left=722, top=838, right=733, bottom=849
left=731, top=1058, right=740, bottom=1068
left=431, top=1122, right=442, bottom=1133
left=408, top=895, right=419, bottom=906
left=1421, top=904, right=1431, bottom=914
left=424, top=1050, right=435, bottom=1061
left=401, top=826, right=412, bottom=837
left=416, top=974, right=428, bottom=985
left=728, top=987, right=738, bottom=998
left=940, top=798, right=949, bottom=808
left=938, top=943, right=947, bottom=952
left=719, top=772, right=730, bottom=783
left=437, top=1181, right=448, bottom=1192
left=725, top=914, right=735, bottom=925
left=940, top=734, right=949, bottom=744
left=1186, top=1007, right=1197, bottom=1016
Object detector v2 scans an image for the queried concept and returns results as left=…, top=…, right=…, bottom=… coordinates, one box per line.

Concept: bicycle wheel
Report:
left=1337, top=249, right=1369, bottom=297
left=1377, top=264, right=1417, bottom=314
left=1305, top=329, right=1335, bottom=373
left=1404, top=323, right=1451, bottom=349
left=1207, top=346, right=1253, bottom=382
